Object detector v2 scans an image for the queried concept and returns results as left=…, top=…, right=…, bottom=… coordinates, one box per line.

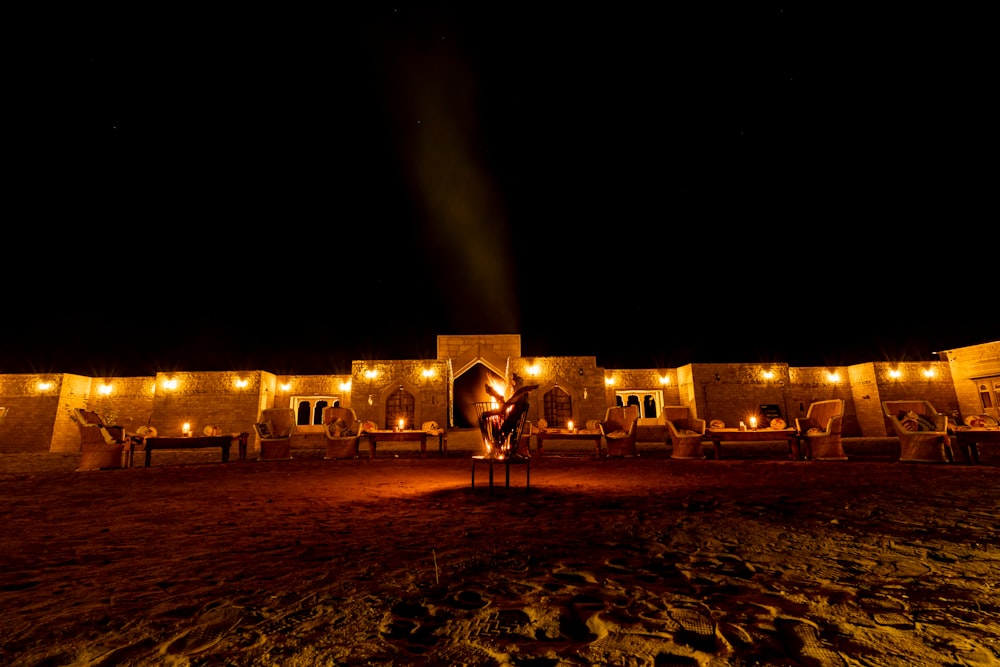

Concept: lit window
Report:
left=979, top=382, right=995, bottom=410
left=614, top=390, right=664, bottom=419
left=291, top=396, right=341, bottom=426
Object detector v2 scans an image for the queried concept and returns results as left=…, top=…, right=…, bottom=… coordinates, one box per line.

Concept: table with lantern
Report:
left=136, top=432, right=250, bottom=467
left=705, top=427, right=802, bottom=460
left=363, top=430, right=447, bottom=459
left=532, top=428, right=605, bottom=458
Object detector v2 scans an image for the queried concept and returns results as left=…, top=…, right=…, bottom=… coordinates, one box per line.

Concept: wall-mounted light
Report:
left=762, top=370, right=774, bottom=380
left=659, top=375, right=671, bottom=385
left=235, top=378, right=249, bottom=389
left=922, top=368, right=935, bottom=378
left=421, top=368, right=435, bottom=378
left=888, top=369, right=901, bottom=379
left=37, top=381, right=53, bottom=392
left=604, top=377, right=615, bottom=386
left=527, top=364, right=540, bottom=377
left=827, top=372, right=840, bottom=383
left=163, top=379, right=178, bottom=390
left=98, top=384, right=113, bottom=395
left=364, top=369, right=378, bottom=379
left=338, top=381, right=352, bottom=392
left=279, top=382, right=291, bottom=392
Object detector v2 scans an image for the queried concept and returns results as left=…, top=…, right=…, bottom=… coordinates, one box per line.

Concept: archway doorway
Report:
left=453, top=363, right=505, bottom=428
left=385, top=386, right=415, bottom=430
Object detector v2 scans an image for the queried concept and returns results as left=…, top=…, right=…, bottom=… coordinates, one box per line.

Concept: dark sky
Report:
left=5, top=7, right=995, bottom=377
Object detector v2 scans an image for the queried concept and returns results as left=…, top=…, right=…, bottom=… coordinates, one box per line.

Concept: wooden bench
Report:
left=137, top=432, right=249, bottom=467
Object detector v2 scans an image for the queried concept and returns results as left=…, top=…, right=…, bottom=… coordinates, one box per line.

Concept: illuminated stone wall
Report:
left=0, top=337, right=995, bottom=453
left=84, top=376, right=157, bottom=437
left=847, top=363, right=884, bottom=437
left=940, top=340, right=1000, bottom=418
left=691, top=363, right=800, bottom=430
left=602, top=368, right=681, bottom=414
left=507, top=355, right=603, bottom=428
left=0, top=374, right=68, bottom=453
left=866, top=362, right=959, bottom=435
left=350, top=359, right=450, bottom=430
left=148, top=371, right=266, bottom=439
left=436, top=334, right=521, bottom=362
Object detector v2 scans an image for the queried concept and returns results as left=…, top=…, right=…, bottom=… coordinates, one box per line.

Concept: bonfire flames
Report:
left=476, top=375, right=538, bottom=460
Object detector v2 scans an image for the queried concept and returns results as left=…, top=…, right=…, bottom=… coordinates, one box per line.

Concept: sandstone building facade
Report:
left=1, top=335, right=998, bottom=455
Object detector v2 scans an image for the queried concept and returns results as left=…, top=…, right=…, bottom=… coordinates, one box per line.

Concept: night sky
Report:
left=5, top=7, right=995, bottom=377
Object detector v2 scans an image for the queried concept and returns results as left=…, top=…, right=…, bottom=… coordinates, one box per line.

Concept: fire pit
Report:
left=470, top=378, right=537, bottom=492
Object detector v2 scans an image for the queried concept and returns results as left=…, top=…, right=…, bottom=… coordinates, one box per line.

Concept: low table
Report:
left=705, top=428, right=801, bottom=460
left=138, top=432, right=249, bottom=467
left=533, top=429, right=603, bottom=458
left=952, top=428, right=1000, bottom=465
left=364, top=430, right=446, bottom=459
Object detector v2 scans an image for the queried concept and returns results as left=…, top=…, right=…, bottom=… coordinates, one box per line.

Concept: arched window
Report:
left=614, top=390, right=664, bottom=418
left=292, top=396, right=341, bottom=426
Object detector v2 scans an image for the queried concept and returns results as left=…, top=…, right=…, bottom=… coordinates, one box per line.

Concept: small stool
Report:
left=471, top=456, right=530, bottom=493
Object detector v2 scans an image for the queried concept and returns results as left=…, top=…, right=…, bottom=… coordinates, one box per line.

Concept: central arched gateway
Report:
left=445, top=337, right=513, bottom=429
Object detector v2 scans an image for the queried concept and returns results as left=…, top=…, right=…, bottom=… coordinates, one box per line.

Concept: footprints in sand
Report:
left=360, top=544, right=866, bottom=665
left=161, top=602, right=243, bottom=656
left=72, top=505, right=999, bottom=665
left=352, top=532, right=998, bottom=666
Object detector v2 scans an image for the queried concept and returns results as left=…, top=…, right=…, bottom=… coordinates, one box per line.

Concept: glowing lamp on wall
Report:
left=279, top=382, right=291, bottom=392
left=888, top=369, right=902, bottom=379
left=923, top=368, right=935, bottom=378
left=235, top=378, right=249, bottom=389
left=762, top=370, right=774, bottom=380
left=527, top=365, right=541, bottom=377
left=605, top=377, right=616, bottom=386
left=826, top=372, right=840, bottom=383
left=338, top=381, right=351, bottom=392
left=163, top=379, right=178, bottom=390
left=98, top=384, right=113, bottom=395
left=659, top=375, right=671, bottom=385
left=37, top=381, right=53, bottom=392
left=421, top=368, right=435, bottom=378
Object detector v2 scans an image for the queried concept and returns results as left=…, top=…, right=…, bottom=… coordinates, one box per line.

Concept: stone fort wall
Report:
left=1, top=335, right=997, bottom=453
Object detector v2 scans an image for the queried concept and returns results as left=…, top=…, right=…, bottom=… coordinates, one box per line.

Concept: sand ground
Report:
left=1, top=435, right=998, bottom=666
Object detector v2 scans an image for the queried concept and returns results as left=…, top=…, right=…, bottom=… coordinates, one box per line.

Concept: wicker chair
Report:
left=796, top=399, right=846, bottom=460
left=663, top=405, right=707, bottom=459
left=882, top=400, right=952, bottom=463
left=323, top=406, right=364, bottom=459
left=255, top=408, right=296, bottom=461
left=598, top=405, right=639, bottom=457
left=71, top=408, right=132, bottom=471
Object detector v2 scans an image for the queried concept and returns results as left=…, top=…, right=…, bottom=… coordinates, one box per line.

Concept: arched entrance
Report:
left=384, top=386, right=415, bottom=430
left=453, top=363, right=505, bottom=429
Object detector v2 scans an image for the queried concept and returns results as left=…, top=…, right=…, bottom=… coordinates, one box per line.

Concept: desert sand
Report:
left=1, top=435, right=998, bottom=667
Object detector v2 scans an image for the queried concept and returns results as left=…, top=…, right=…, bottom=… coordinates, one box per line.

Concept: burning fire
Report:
left=477, top=375, right=538, bottom=460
